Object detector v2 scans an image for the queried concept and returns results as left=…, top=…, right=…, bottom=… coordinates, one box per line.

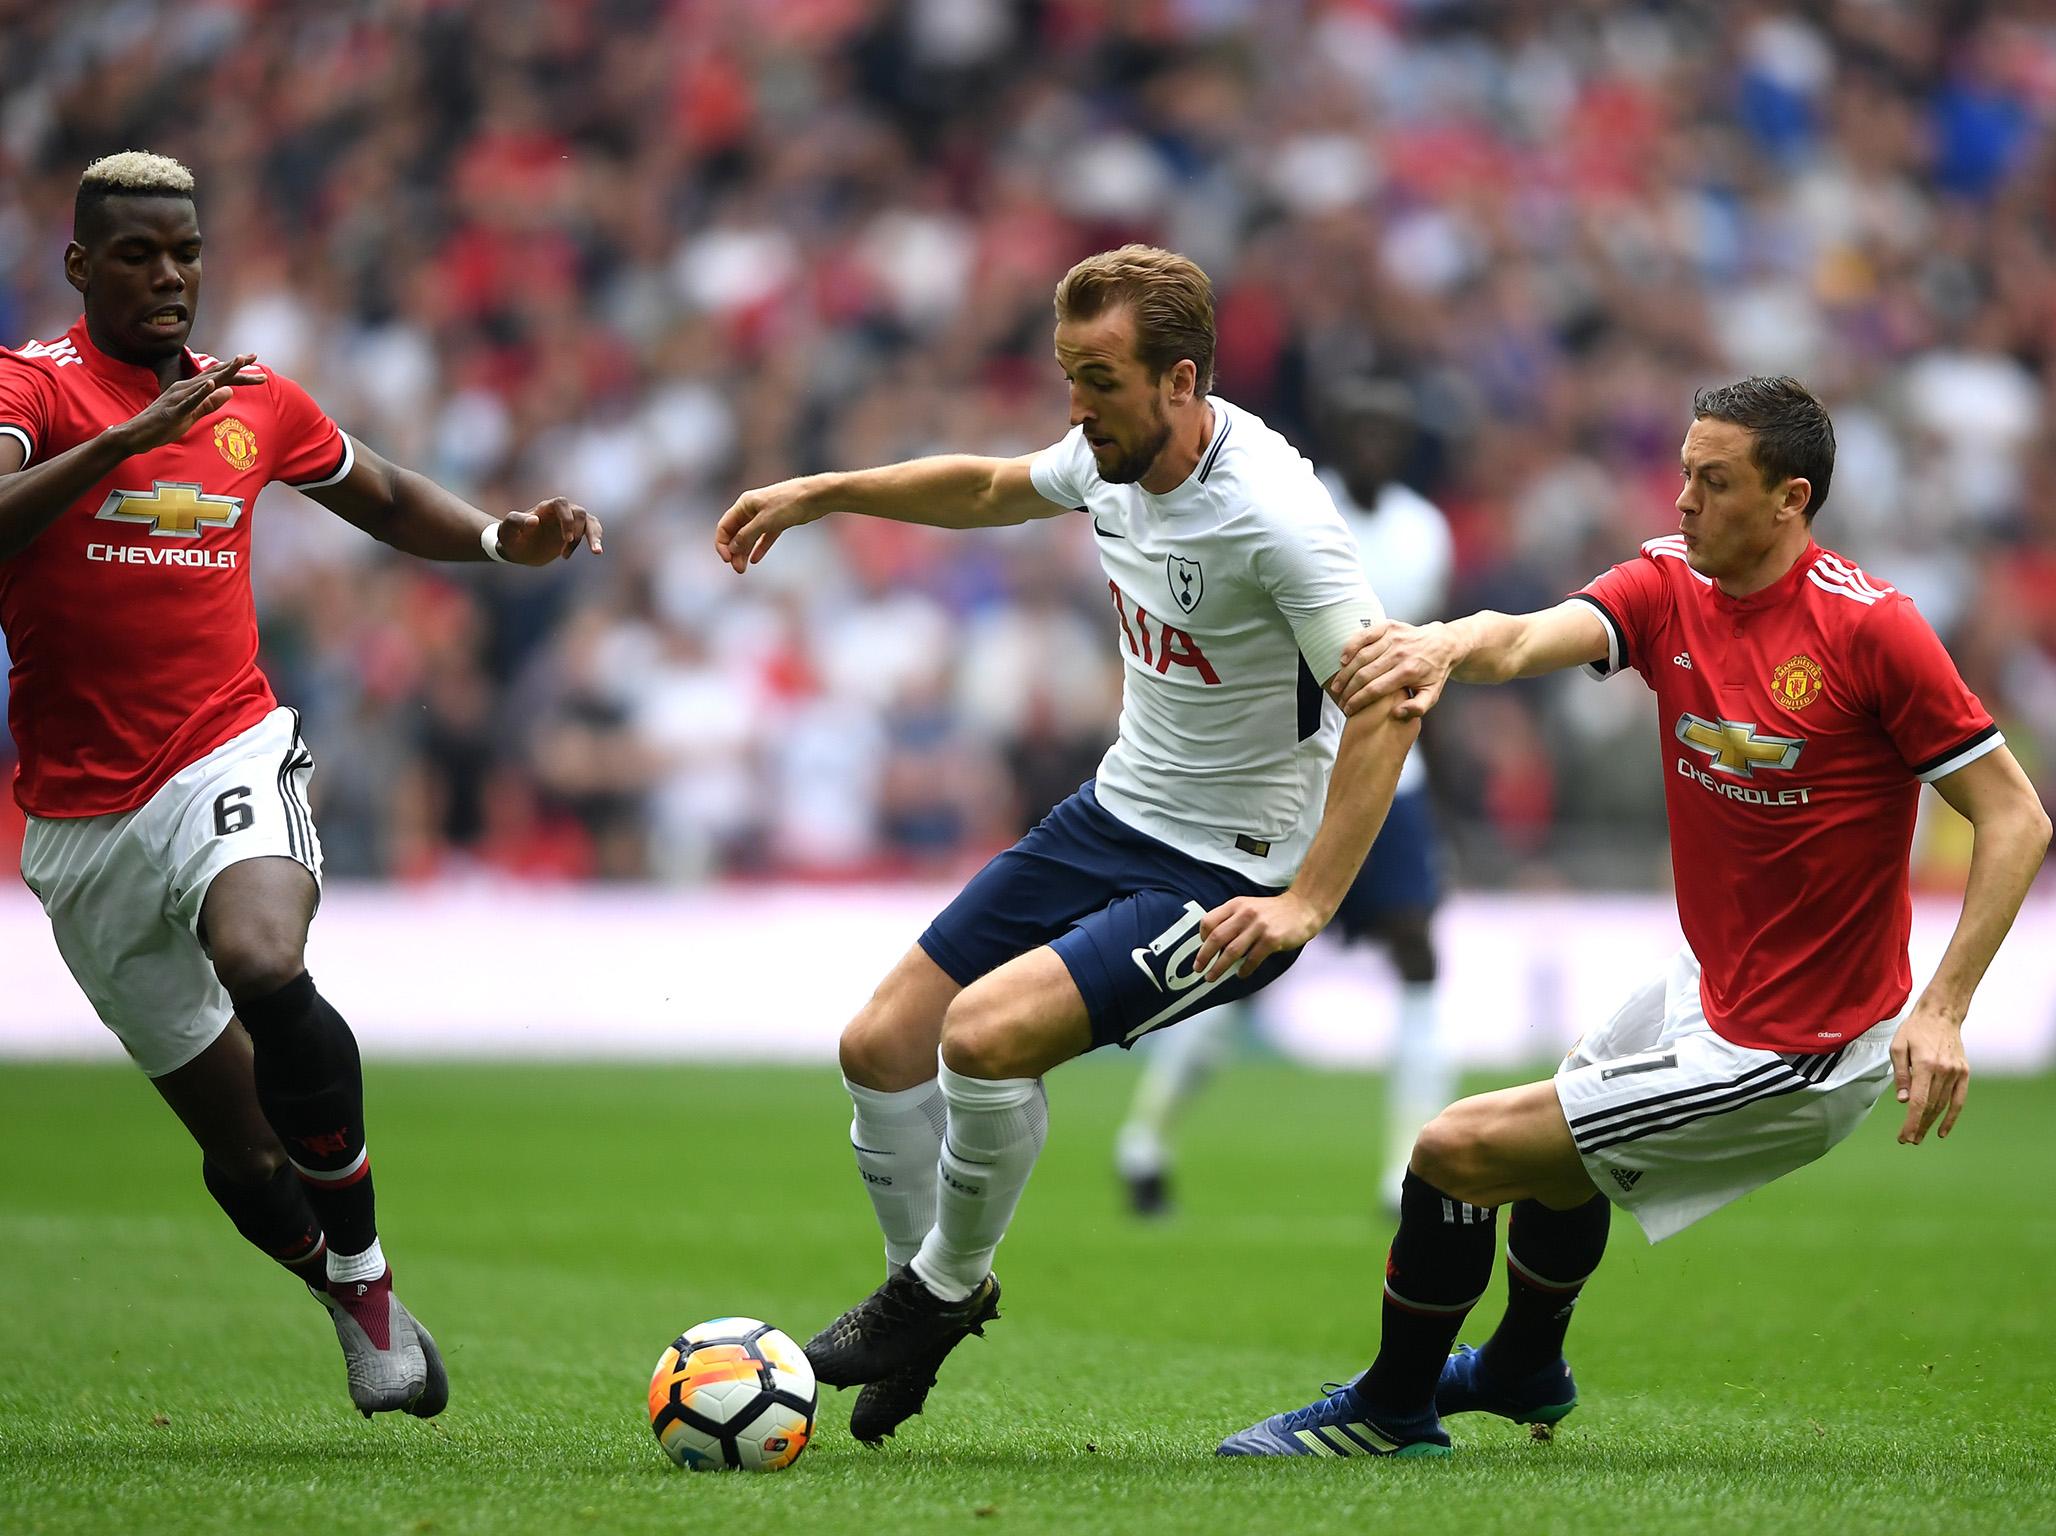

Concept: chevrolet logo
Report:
left=1675, top=713, right=1804, bottom=776
left=94, top=481, right=244, bottom=538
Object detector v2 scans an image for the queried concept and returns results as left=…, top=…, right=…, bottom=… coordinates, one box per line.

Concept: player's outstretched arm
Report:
left=305, top=440, right=602, bottom=565
left=1195, top=702, right=1421, bottom=981
left=1333, top=601, right=1612, bottom=718
left=1891, top=746, right=2051, bottom=1145
left=714, top=453, right=1060, bottom=572
left=0, top=352, right=262, bottom=560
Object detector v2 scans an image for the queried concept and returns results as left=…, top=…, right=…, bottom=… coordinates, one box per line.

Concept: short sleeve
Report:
left=266, top=372, right=353, bottom=488
left=0, top=354, right=58, bottom=464
left=1853, top=594, right=2002, bottom=782
left=1029, top=426, right=1095, bottom=512
left=1252, top=503, right=1387, bottom=684
left=1572, top=554, right=1668, bottom=681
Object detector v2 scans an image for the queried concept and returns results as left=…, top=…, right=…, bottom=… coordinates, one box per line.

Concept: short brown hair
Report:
left=1053, top=245, right=1216, bottom=393
left=1692, top=376, right=1836, bottom=521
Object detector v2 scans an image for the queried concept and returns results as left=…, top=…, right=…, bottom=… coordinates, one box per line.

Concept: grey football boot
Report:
left=318, top=1272, right=448, bottom=1418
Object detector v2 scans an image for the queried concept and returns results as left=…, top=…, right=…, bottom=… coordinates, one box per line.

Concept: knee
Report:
left=202, top=1140, right=287, bottom=1187
left=839, top=999, right=934, bottom=1091
left=209, top=919, right=309, bottom=1004
left=938, top=989, right=1030, bottom=1081
left=1378, top=916, right=1437, bottom=985
left=1411, top=1105, right=1488, bottom=1201
left=1389, top=937, right=1439, bottom=986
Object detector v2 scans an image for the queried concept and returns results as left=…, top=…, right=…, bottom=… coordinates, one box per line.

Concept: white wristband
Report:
left=479, top=519, right=508, bottom=563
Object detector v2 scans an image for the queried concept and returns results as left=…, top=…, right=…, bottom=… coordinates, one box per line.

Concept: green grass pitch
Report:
left=2, top=1059, right=2051, bottom=1535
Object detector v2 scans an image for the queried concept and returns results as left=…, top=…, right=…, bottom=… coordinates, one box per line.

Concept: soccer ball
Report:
left=647, top=1318, right=817, bottom=1471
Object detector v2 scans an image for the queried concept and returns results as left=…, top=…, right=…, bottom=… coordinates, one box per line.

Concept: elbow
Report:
left=2000, top=790, right=2054, bottom=870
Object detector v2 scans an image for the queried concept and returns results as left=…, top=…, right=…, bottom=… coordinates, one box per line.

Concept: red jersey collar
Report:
left=66, top=315, right=201, bottom=391
left=1709, top=541, right=1821, bottom=613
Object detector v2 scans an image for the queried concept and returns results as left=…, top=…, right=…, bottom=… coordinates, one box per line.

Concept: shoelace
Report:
left=1271, top=1381, right=1362, bottom=1430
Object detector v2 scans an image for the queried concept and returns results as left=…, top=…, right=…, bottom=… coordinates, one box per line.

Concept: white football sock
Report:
left=1115, top=1004, right=1232, bottom=1180
left=910, top=1064, right=1048, bottom=1303
left=326, top=1236, right=385, bottom=1286
left=845, top=1076, right=948, bottom=1270
left=1385, top=980, right=1452, bottom=1190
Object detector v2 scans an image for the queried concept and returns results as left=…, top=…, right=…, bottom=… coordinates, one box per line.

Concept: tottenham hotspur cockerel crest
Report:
left=1168, top=555, right=1203, bottom=614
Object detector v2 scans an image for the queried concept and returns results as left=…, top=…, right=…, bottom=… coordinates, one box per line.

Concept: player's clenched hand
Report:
left=496, top=497, right=604, bottom=564
left=1889, top=1004, right=1970, bottom=1144
left=1195, top=892, right=1324, bottom=982
left=715, top=477, right=827, bottom=573
left=115, top=353, right=265, bottom=455
left=1334, top=620, right=1455, bottom=719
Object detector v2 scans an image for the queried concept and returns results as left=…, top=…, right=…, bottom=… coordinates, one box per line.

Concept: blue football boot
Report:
left=1217, top=1380, right=1452, bottom=1458
left=1437, top=1344, right=1578, bottom=1425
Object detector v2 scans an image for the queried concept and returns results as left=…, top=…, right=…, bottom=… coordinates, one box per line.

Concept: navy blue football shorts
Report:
left=918, top=782, right=1301, bottom=1052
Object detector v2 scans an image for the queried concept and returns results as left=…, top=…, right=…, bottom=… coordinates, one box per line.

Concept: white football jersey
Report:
left=1323, top=470, right=1453, bottom=797
left=1031, top=396, right=1383, bottom=883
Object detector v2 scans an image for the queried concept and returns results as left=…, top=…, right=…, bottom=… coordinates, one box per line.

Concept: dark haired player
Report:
left=1222, top=376, right=2049, bottom=1458
left=0, top=152, right=602, bottom=1418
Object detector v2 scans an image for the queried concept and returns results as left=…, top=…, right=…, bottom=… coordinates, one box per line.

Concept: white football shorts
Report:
left=1555, top=946, right=1897, bottom=1241
left=19, top=706, right=323, bottom=1077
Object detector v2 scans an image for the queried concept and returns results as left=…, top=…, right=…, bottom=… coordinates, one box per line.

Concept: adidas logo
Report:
left=1673, top=652, right=1693, bottom=670
left=1609, top=1167, right=1643, bottom=1192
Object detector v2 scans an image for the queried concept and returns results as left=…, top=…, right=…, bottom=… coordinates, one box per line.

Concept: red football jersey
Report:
left=0, top=318, right=350, bottom=817
left=1576, top=536, right=2000, bottom=1051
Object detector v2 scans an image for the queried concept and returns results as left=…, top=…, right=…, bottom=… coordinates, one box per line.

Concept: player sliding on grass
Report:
left=1220, top=377, right=2051, bottom=1459
left=715, top=246, right=1419, bottom=1446
left=0, top=153, right=602, bottom=1419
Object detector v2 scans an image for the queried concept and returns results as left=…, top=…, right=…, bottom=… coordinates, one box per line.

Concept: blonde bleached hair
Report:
left=80, top=151, right=195, bottom=197
left=75, top=151, right=197, bottom=244
left=1053, top=245, right=1216, bottom=394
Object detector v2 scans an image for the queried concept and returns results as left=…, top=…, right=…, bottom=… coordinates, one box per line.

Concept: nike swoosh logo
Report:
left=1093, top=520, right=1124, bottom=539
left=1130, top=948, right=1164, bottom=991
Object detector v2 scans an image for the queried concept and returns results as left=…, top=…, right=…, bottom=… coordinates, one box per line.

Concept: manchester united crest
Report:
left=212, top=417, right=259, bottom=472
left=1771, top=653, right=1825, bottom=711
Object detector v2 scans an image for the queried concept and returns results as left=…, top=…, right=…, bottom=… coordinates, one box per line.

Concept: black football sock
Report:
left=1481, top=1195, right=1609, bottom=1379
left=1355, top=1171, right=1497, bottom=1418
left=237, top=971, right=378, bottom=1264
left=202, top=1158, right=328, bottom=1288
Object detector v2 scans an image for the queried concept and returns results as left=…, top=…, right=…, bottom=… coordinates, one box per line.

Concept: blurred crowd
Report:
left=2, top=0, right=2052, bottom=890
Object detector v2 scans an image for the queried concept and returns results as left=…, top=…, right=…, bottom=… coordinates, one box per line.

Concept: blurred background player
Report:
left=1115, top=378, right=1455, bottom=1215
left=1222, top=377, right=2050, bottom=1459
left=715, top=247, right=1415, bottom=1446
left=0, top=153, right=601, bottom=1418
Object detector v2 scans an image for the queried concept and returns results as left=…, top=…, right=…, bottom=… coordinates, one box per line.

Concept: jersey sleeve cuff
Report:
left=285, top=432, right=355, bottom=490
left=1570, top=592, right=1627, bottom=679
left=0, top=424, right=32, bottom=461
left=1912, top=724, right=2003, bottom=783
left=1293, top=592, right=1388, bottom=685
left=1028, top=446, right=1077, bottom=511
